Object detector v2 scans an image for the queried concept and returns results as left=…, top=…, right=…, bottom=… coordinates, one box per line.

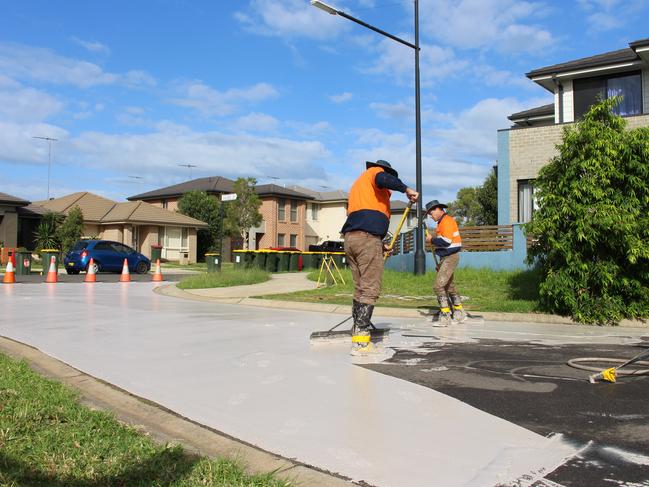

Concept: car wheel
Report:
left=135, top=261, right=149, bottom=275
left=87, top=261, right=100, bottom=274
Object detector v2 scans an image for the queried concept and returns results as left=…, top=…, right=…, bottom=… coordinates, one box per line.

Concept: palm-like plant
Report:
left=34, top=212, right=61, bottom=250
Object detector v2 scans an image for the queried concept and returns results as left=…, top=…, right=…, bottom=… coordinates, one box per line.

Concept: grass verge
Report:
left=261, top=267, right=542, bottom=313
left=0, top=352, right=291, bottom=487
left=177, top=266, right=269, bottom=290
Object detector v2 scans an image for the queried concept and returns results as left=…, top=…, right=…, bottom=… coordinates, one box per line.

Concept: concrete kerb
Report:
left=0, top=336, right=354, bottom=487
left=155, top=284, right=648, bottom=329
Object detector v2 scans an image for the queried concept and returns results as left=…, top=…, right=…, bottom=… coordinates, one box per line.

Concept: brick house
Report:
left=498, top=38, right=649, bottom=224
left=36, top=192, right=208, bottom=263
left=287, top=186, right=348, bottom=248
left=128, top=178, right=315, bottom=254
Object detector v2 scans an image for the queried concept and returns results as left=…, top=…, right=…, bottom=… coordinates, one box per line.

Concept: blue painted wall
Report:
left=386, top=224, right=530, bottom=272
left=497, top=129, right=510, bottom=225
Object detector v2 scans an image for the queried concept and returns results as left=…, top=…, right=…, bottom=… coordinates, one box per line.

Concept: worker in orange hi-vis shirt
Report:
left=424, top=200, right=466, bottom=327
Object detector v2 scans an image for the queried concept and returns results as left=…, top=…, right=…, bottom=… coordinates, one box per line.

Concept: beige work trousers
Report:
left=434, top=252, right=460, bottom=299
left=344, top=231, right=384, bottom=305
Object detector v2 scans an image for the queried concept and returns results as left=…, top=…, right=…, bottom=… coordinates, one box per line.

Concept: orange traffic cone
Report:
left=2, top=260, right=16, bottom=284
left=85, top=258, right=97, bottom=283
left=152, top=259, right=164, bottom=282
left=119, top=258, right=131, bottom=282
left=45, top=256, right=58, bottom=283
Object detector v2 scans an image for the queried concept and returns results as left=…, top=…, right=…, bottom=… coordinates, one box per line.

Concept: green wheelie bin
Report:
left=288, top=252, right=301, bottom=272
left=243, top=250, right=255, bottom=268
left=41, top=249, right=60, bottom=274
left=15, top=249, right=32, bottom=275
left=255, top=250, right=268, bottom=269
left=277, top=251, right=290, bottom=272
left=331, top=252, right=345, bottom=271
left=233, top=250, right=246, bottom=269
left=265, top=251, right=278, bottom=272
left=205, top=252, right=221, bottom=272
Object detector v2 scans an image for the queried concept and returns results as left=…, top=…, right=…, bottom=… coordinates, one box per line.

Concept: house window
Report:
left=162, top=200, right=168, bottom=209
left=518, top=180, right=536, bottom=223
left=310, top=203, right=319, bottom=221
left=290, top=200, right=298, bottom=222
left=278, top=233, right=285, bottom=246
left=181, top=227, right=188, bottom=248
left=573, top=71, right=642, bottom=119
left=278, top=199, right=286, bottom=221
left=290, top=234, right=297, bottom=247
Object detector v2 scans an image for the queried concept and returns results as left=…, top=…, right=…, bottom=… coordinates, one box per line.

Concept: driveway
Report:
left=1, top=283, right=647, bottom=486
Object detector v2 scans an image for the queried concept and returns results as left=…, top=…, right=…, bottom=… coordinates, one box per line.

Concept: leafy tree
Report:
left=476, top=167, right=498, bottom=225
left=448, top=168, right=498, bottom=226
left=177, top=190, right=221, bottom=259
left=34, top=212, right=62, bottom=251
left=56, top=206, right=84, bottom=255
left=448, top=187, right=480, bottom=225
left=224, top=178, right=262, bottom=250
left=527, top=98, right=649, bottom=325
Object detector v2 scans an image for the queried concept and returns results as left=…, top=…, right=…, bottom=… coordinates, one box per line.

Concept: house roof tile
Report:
left=526, top=47, right=639, bottom=78
left=0, top=192, right=30, bottom=206
left=127, top=176, right=236, bottom=201
left=508, top=103, right=555, bottom=121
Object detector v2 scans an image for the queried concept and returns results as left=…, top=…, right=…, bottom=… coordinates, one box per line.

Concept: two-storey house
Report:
left=498, top=38, right=649, bottom=224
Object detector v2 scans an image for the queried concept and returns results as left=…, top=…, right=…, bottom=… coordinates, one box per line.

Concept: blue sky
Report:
left=1, top=0, right=648, bottom=204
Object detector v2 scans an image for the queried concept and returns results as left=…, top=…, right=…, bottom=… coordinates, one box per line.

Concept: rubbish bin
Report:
left=332, top=252, right=345, bottom=270
left=288, top=252, right=301, bottom=272
left=277, top=251, right=290, bottom=272
left=243, top=250, right=255, bottom=268
left=15, top=249, right=32, bottom=275
left=151, top=244, right=162, bottom=263
left=233, top=250, right=245, bottom=268
left=311, top=252, right=324, bottom=272
left=205, top=252, right=221, bottom=272
left=41, top=249, right=60, bottom=273
left=252, top=250, right=266, bottom=269
left=265, top=251, right=278, bottom=273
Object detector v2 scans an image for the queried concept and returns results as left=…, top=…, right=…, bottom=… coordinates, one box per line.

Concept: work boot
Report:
left=351, top=302, right=375, bottom=355
left=431, top=295, right=452, bottom=327
left=451, top=295, right=467, bottom=324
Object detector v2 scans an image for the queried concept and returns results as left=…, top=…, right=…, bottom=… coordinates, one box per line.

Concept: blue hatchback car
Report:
left=64, top=240, right=151, bottom=275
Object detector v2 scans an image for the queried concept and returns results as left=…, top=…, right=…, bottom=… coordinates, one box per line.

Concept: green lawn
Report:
left=262, top=267, right=542, bottom=314
left=0, top=353, right=291, bottom=487
left=177, top=266, right=269, bottom=290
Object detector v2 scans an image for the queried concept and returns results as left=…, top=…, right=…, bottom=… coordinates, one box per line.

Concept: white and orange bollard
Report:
left=45, top=256, right=58, bottom=283
left=85, top=258, right=97, bottom=283
left=151, top=259, right=164, bottom=282
left=119, top=258, right=131, bottom=282
left=2, top=261, right=16, bottom=284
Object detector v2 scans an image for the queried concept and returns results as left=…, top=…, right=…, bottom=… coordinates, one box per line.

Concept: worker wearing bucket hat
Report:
left=425, top=199, right=466, bottom=326
left=342, top=159, right=419, bottom=355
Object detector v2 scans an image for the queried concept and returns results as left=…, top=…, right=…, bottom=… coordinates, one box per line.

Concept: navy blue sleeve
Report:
left=375, top=172, right=408, bottom=192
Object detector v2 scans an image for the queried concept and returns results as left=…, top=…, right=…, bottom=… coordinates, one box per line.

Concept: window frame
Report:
left=289, top=234, right=297, bottom=247
left=278, top=198, right=286, bottom=221
left=517, top=179, right=536, bottom=224
left=278, top=233, right=285, bottom=246
left=573, top=70, right=643, bottom=119
left=290, top=200, right=298, bottom=223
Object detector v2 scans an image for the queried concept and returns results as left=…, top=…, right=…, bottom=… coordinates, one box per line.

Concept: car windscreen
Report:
left=71, top=241, right=89, bottom=251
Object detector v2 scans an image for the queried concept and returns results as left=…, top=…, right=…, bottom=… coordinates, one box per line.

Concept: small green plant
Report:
left=57, top=205, right=85, bottom=254
left=34, top=212, right=61, bottom=251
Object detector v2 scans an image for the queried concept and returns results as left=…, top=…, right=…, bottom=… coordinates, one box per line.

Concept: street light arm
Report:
left=310, top=0, right=418, bottom=51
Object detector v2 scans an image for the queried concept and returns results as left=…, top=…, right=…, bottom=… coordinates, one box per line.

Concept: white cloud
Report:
left=235, top=0, right=349, bottom=40
left=369, top=101, right=412, bottom=120
left=0, top=42, right=155, bottom=88
left=70, top=37, right=111, bottom=55
left=285, top=120, right=333, bottom=137
left=329, top=92, right=353, bottom=103
left=365, top=39, right=468, bottom=85
left=577, top=0, right=646, bottom=31
left=420, top=0, right=553, bottom=54
left=169, top=81, right=279, bottom=117
left=0, top=121, right=68, bottom=165
left=233, top=112, right=280, bottom=133
left=0, top=81, right=63, bottom=123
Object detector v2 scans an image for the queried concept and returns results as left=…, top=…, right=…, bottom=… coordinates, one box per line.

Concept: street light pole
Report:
left=33, top=136, right=58, bottom=199
left=311, top=0, right=426, bottom=275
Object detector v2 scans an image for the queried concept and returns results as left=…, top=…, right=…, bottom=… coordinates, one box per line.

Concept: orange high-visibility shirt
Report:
left=346, top=167, right=391, bottom=218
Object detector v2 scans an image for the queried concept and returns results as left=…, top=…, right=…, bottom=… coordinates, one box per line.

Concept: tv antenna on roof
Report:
left=33, top=136, right=58, bottom=199
left=178, top=163, right=197, bottom=179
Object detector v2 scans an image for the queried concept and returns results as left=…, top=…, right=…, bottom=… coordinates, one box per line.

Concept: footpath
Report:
left=158, top=272, right=648, bottom=328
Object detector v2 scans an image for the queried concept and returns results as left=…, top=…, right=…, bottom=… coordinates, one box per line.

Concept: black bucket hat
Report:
left=366, top=159, right=398, bottom=178
left=425, top=200, right=448, bottom=213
